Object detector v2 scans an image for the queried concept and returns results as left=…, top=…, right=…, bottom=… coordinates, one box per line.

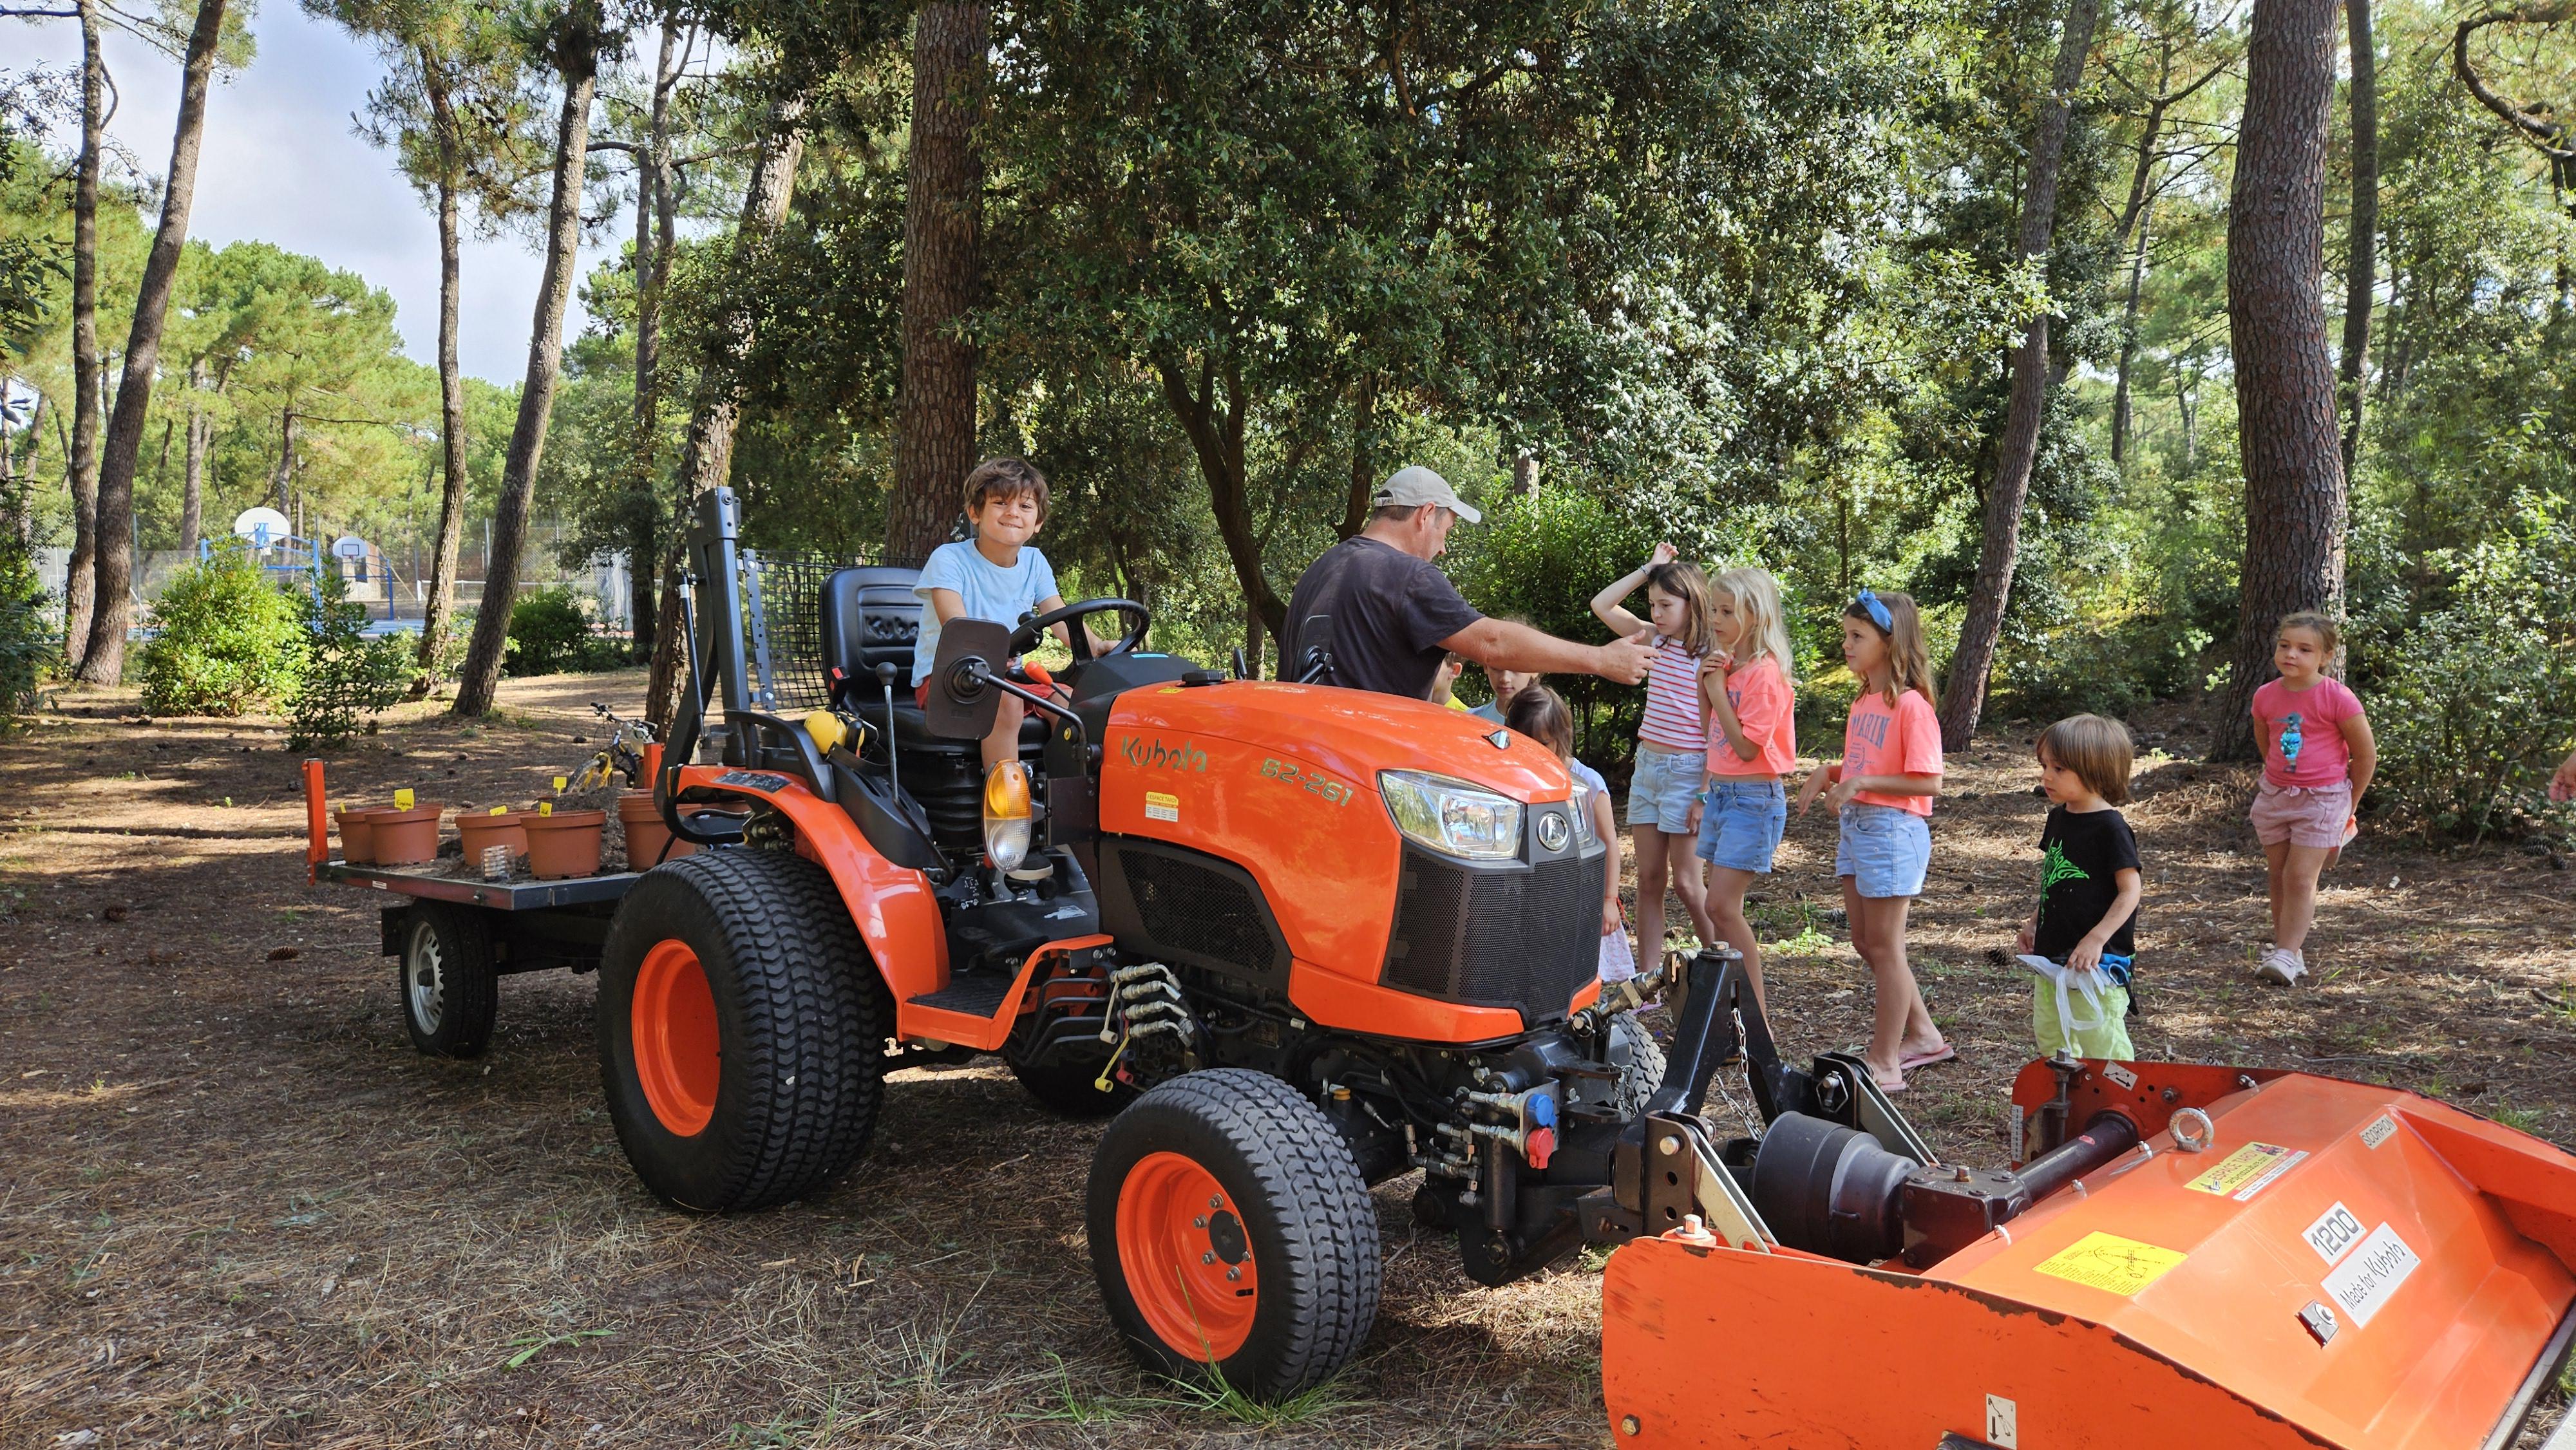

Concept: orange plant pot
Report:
left=524, top=809, right=607, bottom=880
left=335, top=807, right=382, bottom=864
left=455, top=810, right=532, bottom=865
left=617, top=792, right=691, bottom=871
left=370, top=804, right=443, bottom=866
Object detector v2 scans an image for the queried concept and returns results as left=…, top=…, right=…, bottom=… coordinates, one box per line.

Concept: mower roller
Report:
left=315, top=486, right=2576, bottom=1443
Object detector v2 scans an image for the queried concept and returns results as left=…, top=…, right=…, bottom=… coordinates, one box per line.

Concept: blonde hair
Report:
left=1505, top=685, right=1576, bottom=760
left=2037, top=714, right=2135, bottom=806
left=2276, top=610, right=2341, bottom=657
left=1844, top=588, right=1937, bottom=707
left=1711, top=567, right=1795, bottom=683
left=1643, top=561, right=1718, bottom=658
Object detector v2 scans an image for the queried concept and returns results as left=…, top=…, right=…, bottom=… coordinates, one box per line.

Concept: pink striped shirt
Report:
left=1638, top=635, right=1709, bottom=751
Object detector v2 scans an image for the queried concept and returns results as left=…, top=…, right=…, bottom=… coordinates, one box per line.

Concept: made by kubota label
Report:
left=2320, top=1222, right=2420, bottom=1327
left=2184, top=1141, right=2309, bottom=1202
left=2031, top=1231, right=2189, bottom=1296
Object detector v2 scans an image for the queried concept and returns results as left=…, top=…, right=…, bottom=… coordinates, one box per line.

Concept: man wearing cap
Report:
left=1282, top=466, right=1654, bottom=699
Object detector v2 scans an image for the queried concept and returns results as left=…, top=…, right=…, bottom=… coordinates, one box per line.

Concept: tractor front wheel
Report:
left=1087, top=1069, right=1380, bottom=1398
left=597, top=849, right=889, bottom=1212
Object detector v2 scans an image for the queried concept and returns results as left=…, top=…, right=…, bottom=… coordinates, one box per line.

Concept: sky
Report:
left=11, top=3, right=621, bottom=384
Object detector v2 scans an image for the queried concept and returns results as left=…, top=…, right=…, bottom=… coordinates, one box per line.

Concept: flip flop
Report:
left=1871, top=1071, right=1908, bottom=1094
left=1900, top=1044, right=1956, bottom=1071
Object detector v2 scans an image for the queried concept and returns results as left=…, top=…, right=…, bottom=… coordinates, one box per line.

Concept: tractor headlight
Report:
left=982, top=760, right=1034, bottom=871
left=1379, top=771, right=1523, bottom=861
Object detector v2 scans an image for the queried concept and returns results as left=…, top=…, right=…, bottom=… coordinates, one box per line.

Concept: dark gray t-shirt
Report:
left=1282, top=536, right=1485, bottom=699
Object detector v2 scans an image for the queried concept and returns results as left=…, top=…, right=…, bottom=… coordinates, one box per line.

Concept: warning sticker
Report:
left=2184, top=1142, right=2309, bottom=1202
left=2104, top=1062, right=2138, bottom=1090
left=2032, top=1232, right=2190, bottom=1296
left=2320, top=1222, right=2420, bottom=1327
left=1144, top=791, right=1180, bottom=823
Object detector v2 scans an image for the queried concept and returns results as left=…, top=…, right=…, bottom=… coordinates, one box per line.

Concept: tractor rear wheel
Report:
left=397, top=903, right=498, bottom=1059
left=1087, top=1069, right=1380, bottom=1398
left=597, top=849, right=889, bottom=1212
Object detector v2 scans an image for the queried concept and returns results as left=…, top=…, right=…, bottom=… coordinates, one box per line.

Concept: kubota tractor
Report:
left=603, top=490, right=2576, bottom=1442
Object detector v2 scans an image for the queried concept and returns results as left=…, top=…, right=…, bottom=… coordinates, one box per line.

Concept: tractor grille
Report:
left=1125, top=849, right=1275, bottom=972
left=1383, top=846, right=1604, bottom=1024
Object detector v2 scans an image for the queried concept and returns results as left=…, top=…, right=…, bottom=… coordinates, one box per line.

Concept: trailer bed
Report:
left=314, top=858, right=641, bottom=909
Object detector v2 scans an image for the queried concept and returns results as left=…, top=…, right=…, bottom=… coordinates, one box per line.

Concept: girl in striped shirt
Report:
left=1591, top=545, right=1719, bottom=965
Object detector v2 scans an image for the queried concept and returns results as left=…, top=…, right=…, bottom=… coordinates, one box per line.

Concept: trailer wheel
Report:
left=597, top=850, right=889, bottom=1212
left=397, top=903, right=498, bottom=1059
left=1088, top=1069, right=1380, bottom=1398
left=1007, top=1051, right=1137, bottom=1119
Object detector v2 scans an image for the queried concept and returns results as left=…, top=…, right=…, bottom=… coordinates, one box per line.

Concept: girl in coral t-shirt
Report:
left=1690, top=567, right=1797, bottom=1017
left=1797, top=588, right=1947, bottom=1091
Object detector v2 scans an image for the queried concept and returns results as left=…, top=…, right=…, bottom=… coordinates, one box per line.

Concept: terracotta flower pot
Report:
left=617, top=791, right=690, bottom=871
left=455, top=809, right=532, bottom=865
left=370, top=804, right=443, bottom=866
left=524, top=809, right=607, bottom=880
left=335, top=807, right=382, bottom=865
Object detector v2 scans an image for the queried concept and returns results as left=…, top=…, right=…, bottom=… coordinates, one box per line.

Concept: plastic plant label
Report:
left=553, top=776, right=569, bottom=792
left=2185, top=1142, right=2309, bottom=1201
left=538, top=802, right=553, bottom=817
left=393, top=789, right=415, bottom=811
left=2320, top=1222, right=2420, bottom=1327
left=2033, top=1232, right=2188, bottom=1296
left=489, top=806, right=507, bottom=815
left=1144, top=791, right=1179, bottom=823
left=2303, top=1201, right=2367, bottom=1266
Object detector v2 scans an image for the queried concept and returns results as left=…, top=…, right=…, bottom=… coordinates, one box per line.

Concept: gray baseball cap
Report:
left=1371, top=465, right=1483, bottom=524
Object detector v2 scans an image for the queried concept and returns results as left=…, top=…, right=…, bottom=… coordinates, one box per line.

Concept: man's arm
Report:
left=1441, top=616, right=1654, bottom=684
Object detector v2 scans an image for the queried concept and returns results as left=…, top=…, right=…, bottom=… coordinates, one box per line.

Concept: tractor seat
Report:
left=817, top=566, right=1047, bottom=755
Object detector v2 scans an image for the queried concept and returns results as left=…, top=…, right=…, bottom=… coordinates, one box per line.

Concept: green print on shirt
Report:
left=2041, top=840, right=2090, bottom=892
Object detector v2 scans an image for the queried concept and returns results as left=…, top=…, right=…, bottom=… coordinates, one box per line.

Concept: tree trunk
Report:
left=624, top=23, right=680, bottom=663
left=1335, top=375, right=1378, bottom=540
left=65, top=0, right=107, bottom=666
left=1937, top=0, right=2104, bottom=750
left=1511, top=449, right=1539, bottom=497
left=2111, top=205, right=2152, bottom=467
left=886, top=0, right=989, bottom=566
left=77, top=0, right=230, bottom=684
left=1155, top=351, right=1285, bottom=641
left=2335, top=0, right=2378, bottom=480
left=642, top=93, right=810, bottom=730
left=180, top=366, right=206, bottom=555
left=270, top=410, right=297, bottom=511
left=453, top=15, right=602, bottom=717
left=417, top=54, right=473, bottom=680
left=2214, top=0, right=2349, bottom=758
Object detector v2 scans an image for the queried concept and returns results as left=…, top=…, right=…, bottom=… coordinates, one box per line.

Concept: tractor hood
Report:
left=1101, top=680, right=1574, bottom=804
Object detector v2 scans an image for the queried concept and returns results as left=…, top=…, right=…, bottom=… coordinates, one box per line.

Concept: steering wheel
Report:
left=1010, top=598, right=1153, bottom=666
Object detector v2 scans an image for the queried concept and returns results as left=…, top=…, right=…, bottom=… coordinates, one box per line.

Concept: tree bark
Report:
left=624, top=22, right=680, bottom=663
left=65, top=0, right=107, bottom=666
left=2213, top=0, right=2349, bottom=758
left=1155, top=350, right=1286, bottom=642
left=180, top=364, right=206, bottom=554
left=1937, top=0, right=2104, bottom=750
left=417, top=52, right=473, bottom=681
left=453, top=13, right=602, bottom=717
left=270, top=410, right=296, bottom=511
left=886, top=0, right=989, bottom=566
left=2335, top=0, right=2378, bottom=480
left=642, top=93, right=810, bottom=730
left=77, top=0, right=230, bottom=683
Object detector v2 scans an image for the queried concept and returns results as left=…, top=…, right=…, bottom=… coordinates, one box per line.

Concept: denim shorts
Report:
left=1696, top=778, right=1787, bottom=874
left=1625, top=746, right=1707, bottom=833
left=1834, top=802, right=1931, bottom=899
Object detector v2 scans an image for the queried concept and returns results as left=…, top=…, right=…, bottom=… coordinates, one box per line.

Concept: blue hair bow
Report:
left=1855, top=588, right=1894, bottom=632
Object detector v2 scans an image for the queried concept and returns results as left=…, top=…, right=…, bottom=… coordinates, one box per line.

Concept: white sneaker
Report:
left=2255, top=946, right=2306, bottom=986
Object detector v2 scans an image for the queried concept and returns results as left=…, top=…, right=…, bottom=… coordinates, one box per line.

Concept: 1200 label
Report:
left=1260, top=757, right=1354, bottom=806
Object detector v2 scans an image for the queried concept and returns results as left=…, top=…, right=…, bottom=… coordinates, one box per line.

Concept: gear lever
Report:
left=874, top=661, right=902, bottom=804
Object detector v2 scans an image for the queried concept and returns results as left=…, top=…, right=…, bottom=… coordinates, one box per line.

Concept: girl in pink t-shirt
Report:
left=1797, top=588, right=1947, bottom=1091
left=2247, top=612, right=2376, bottom=987
left=1690, top=566, right=1797, bottom=1017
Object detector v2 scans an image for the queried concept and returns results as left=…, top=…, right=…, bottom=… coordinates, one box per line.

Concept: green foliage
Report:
left=138, top=555, right=308, bottom=716
left=0, top=537, right=54, bottom=715
left=290, top=567, right=412, bottom=748
left=2358, top=496, right=2576, bottom=841
left=504, top=586, right=624, bottom=676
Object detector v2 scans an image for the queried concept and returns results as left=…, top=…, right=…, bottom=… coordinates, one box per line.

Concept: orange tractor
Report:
left=323, top=487, right=2576, bottom=1444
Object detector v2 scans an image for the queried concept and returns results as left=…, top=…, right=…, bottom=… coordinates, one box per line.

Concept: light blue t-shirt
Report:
left=911, top=538, right=1060, bottom=685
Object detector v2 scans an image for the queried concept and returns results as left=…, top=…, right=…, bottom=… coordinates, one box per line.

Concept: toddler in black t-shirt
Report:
left=2014, top=715, right=2143, bottom=1060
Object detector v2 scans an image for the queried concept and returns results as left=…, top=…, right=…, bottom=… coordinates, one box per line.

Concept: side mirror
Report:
left=923, top=617, right=1012, bottom=740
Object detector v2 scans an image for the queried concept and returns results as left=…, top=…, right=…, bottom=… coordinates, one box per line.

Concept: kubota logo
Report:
left=1121, top=736, right=1208, bottom=773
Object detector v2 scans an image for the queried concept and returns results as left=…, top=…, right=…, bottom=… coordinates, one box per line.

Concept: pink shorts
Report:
left=2250, top=778, right=2351, bottom=849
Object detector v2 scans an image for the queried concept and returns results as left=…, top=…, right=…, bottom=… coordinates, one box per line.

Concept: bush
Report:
left=504, top=586, right=625, bottom=676
left=138, top=554, right=307, bottom=716
left=2362, top=496, right=2576, bottom=841
left=291, top=567, right=412, bottom=748
left=0, top=538, right=53, bottom=715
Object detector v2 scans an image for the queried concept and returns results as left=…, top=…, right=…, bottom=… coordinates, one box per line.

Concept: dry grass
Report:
left=1, top=675, right=2569, bottom=1447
